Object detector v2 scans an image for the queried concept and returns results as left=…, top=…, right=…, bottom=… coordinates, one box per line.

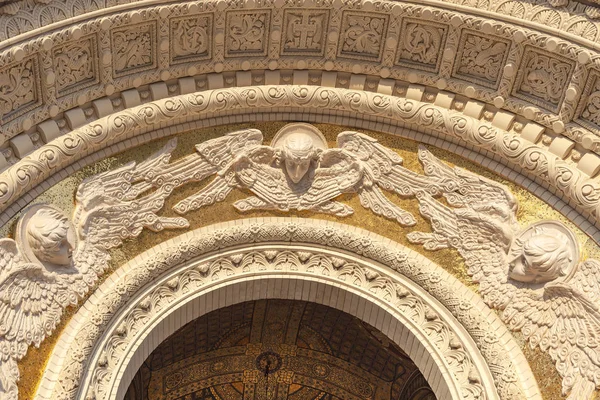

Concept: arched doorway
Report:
left=124, top=299, right=435, bottom=400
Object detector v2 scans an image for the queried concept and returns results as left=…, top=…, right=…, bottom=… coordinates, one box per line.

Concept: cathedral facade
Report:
left=1, top=0, right=600, bottom=399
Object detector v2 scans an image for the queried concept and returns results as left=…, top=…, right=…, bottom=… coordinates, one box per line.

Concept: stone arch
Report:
left=37, top=218, right=539, bottom=400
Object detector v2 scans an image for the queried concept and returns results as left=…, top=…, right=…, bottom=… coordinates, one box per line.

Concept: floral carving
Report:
left=226, top=10, right=270, bottom=57
left=0, top=57, right=40, bottom=122
left=514, top=48, right=575, bottom=112
left=282, top=9, right=328, bottom=56
left=338, top=11, right=388, bottom=61
left=396, top=20, right=447, bottom=72
left=453, top=31, right=510, bottom=88
left=52, top=35, right=97, bottom=96
left=170, top=14, right=212, bottom=64
left=111, top=22, right=156, bottom=76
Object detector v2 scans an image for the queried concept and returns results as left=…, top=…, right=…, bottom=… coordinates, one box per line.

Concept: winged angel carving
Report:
left=408, top=147, right=600, bottom=400
left=173, top=123, right=443, bottom=225
left=0, top=141, right=191, bottom=400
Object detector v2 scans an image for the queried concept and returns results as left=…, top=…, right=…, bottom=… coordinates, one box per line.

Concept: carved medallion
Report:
left=111, top=21, right=157, bottom=77
left=281, top=9, right=329, bottom=57
left=52, top=35, right=98, bottom=97
left=169, top=13, right=213, bottom=64
left=0, top=56, right=41, bottom=123
left=396, top=19, right=447, bottom=73
left=225, top=10, right=271, bottom=57
left=513, top=46, right=575, bottom=112
left=452, top=30, right=511, bottom=89
left=337, top=11, right=389, bottom=61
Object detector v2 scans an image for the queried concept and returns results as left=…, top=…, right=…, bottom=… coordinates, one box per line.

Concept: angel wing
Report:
left=418, top=145, right=518, bottom=226
left=0, top=238, right=78, bottom=400
left=408, top=192, right=516, bottom=308
left=337, top=132, right=442, bottom=225
left=173, top=129, right=265, bottom=214
left=502, top=262, right=600, bottom=400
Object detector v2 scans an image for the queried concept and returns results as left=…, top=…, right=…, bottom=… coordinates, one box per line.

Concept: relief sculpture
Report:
left=0, top=141, right=189, bottom=400
left=408, top=147, right=600, bottom=400
left=1, top=123, right=600, bottom=399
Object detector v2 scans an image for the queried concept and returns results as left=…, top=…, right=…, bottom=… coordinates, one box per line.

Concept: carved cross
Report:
left=291, top=13, right=319, bottom=49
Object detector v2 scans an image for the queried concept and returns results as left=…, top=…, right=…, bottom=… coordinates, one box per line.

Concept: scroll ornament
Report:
left=409, top=147, right=600, bottom=400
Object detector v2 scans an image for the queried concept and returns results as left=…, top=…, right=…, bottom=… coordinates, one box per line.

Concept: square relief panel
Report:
left=513, top=46, right=575, bottom=113
left=281, top=9, right=329, bottom=57
left=111, top=21, right=157, bottom=78
left=396, top=19, right=447, bottom=73
left=452, top=30, right=511, bottom=89
left=576, top=69, right=600, bottom=133
left=170, top=13, right=213, bottom=64
left=0, top=56, right=41, bottom=123
left=225, top=10, right=271, bottom=58
left=52, top=34, right=99, bottom=97
left=337, top=11, right=389, bottom=62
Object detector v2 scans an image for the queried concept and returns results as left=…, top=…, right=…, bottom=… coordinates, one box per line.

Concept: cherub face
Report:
left=282, top=134, right=318, bottom=184
left=27, top=208, right=74, bottom=266
left=508, top=231, right=572, bottom=284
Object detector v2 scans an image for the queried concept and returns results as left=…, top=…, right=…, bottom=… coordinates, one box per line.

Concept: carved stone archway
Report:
left=38, top=218, right=539, bottom=400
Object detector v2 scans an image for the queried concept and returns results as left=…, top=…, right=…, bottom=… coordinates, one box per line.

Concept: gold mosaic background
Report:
left=8, top=121, right=598, bottom=400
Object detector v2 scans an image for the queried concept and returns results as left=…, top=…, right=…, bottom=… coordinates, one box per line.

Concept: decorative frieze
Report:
left=396, top=19, right=447, bottom=73
left=169, top=13, right=213, bottom=64
left=452, top=30, right=510, bottom=89
left=111, top=22, right=157, bottom=77
left=52, top=35, right=98, bottom=97
left=281, top=9, right=329, bottom=57
left=0, top=56, right=40, bottom=123
left=225, top=10, right=270, bottom=57
left=337, top=11, right=389, bottom=62
left=513, top=47, right=575, bottom=112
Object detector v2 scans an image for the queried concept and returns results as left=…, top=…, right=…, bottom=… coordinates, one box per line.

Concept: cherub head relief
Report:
left=272, top=123, right=328, bottom=184
left=508, top=222, right=578, bottom=284
left=19, top=206, right=75, bottom=266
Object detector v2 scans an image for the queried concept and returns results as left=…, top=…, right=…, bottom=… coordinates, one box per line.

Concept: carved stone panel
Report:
left=225, top=10, right=271, bottom=58
left=0, top=56, right=41, bottom=123
left=452, top=30, right=510, bottom=89
left=281, top=9, right=329, bottom=57
left=169, top=13, right=213, bottom=64
left=52, top=34, right=98, bottom=97
left=576, top=69, right=600, bottom=133
left=513, top=47, right=575, bottom=113
left=111, top=21, right=157, bottom=78
left=337, top=11, right=389, bottom=62
left=396, top=19, right=447, bottom=73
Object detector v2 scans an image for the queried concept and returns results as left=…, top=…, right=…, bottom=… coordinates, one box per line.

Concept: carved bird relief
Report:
left=173, top=123, right=443, bottom=226
left=408, top=146, right=600, bottom=400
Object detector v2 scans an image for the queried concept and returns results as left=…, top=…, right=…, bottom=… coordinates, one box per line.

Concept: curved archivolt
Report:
left=37, top=218, right=538, bottom=400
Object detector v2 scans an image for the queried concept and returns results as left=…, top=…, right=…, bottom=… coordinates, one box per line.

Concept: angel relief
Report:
left=2, top=122, right=600, bottom=400
left=172, top=123, right=444, bottom=225
left=408, top=147, right=600, bottom=400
